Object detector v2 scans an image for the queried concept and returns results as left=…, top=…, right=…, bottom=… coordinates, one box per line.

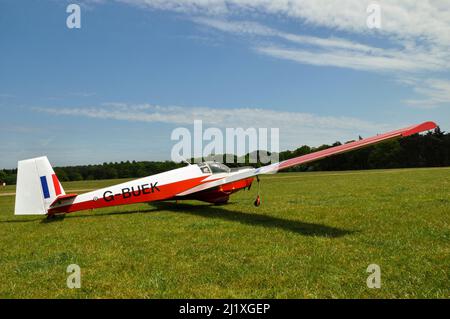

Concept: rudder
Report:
left=14, top=156, right=65, bottom=215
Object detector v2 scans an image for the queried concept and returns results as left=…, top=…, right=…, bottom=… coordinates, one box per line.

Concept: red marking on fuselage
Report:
left=220, top=177, right=254, bottom=193
left=48, top=176, right=207, bottom=214
left=176, top=177, right=254, bottom=204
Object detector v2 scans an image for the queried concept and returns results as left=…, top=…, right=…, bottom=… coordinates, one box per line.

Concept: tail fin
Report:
left=14, top=156, right=65, bottom=215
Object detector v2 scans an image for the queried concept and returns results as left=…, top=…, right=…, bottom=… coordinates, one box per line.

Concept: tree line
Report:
left=1, top=128, right=449, bottom=185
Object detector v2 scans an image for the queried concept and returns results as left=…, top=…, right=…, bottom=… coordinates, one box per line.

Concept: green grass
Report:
left=0, top=167, right=449, bottom=298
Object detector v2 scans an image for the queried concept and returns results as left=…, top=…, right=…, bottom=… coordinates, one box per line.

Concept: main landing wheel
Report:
left=253, top=176, right=261, bottom=207
left=254, top=195, right=261, bottom=207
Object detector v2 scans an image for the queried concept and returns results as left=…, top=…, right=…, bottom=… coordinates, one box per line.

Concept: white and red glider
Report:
left=14, top=121, right=437, bottom=217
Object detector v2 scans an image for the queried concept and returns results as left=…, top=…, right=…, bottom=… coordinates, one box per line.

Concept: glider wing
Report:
left=257, top=121, right=437, bottom=174
left=177, top=121, right=437, bottom=196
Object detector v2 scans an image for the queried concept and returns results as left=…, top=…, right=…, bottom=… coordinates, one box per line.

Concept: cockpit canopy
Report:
left=208, top=162, right=231, bottom=174
left=197, top=162, right=231, bottom=174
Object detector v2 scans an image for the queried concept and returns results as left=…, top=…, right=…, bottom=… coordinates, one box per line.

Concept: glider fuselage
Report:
left=48, top=163, right=254, bottom=215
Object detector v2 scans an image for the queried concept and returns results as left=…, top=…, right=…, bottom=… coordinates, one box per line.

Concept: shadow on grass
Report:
left=40, top=214, right=66, bottom=224
left=0, top=214, right=67, bottom=224
left=0, top=207, right=159, bottom=224
left=0, top=218, right=43, bottom=223
left=2, top=202, right=354, bottom=237
left=151, top=202, right=354, bottom=238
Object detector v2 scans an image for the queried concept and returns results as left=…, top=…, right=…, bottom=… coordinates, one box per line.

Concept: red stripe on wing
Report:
left=277, top=121, right=437, bottom=171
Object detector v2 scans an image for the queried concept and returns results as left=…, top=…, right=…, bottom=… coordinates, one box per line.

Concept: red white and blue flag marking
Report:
left=40, top=174, right=62, bottom=199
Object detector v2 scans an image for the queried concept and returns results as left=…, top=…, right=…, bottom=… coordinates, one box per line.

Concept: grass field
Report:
left=0, top=168, right=449, bottom=298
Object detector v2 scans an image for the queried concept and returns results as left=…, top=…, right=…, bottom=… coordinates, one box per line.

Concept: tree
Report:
left=1, top=131, right=449, bottom=185
left=0, top=170, right=7, bottom=182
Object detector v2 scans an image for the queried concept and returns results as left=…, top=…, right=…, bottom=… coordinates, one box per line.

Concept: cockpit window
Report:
left=197, top=162, right=231, bottom=174
left=197, top=163, right=211, bottom=174
left=207, top=162, right=231, bottom=174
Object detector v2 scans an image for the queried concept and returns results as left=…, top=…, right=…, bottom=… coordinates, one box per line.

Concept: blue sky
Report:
left=1, top=0, right=449, bottom=168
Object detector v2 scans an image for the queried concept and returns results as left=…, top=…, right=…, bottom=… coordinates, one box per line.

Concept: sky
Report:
left=1, top=0, right=449, bottom=168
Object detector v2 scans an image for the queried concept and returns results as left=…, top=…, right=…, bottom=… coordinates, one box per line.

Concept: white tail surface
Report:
left=14, top=156, right=65, bottom=215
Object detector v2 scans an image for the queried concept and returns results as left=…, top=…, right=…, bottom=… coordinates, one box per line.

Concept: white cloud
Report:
left=193, top=17, right=378, bottom=52
left=69, top=92, right=96, bottom=97
left=98, top=1, right=450, bottom=107
left=118, top=0, right=450, bottom=47
left=192, top=17, right=450, bottom=107
left=256, top=46, right=431, bottom=73
left=0, top=93, right=15, bottom=98
left=33, top=103, right=393, bottom=148
left=403, top=78, right=450, bottom=109
left=193, top=18, right=446, bottom=73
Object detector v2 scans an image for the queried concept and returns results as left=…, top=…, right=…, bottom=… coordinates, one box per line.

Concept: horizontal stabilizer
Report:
left=50, top=193, right=78, bottom=208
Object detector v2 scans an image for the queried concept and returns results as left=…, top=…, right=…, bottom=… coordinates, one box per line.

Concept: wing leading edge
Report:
left=258, top=121, right=437, bottom=174
left=177, top=121, right=437, bottom=196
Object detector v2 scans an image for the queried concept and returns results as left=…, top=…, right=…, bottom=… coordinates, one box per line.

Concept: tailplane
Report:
left=14, top=156, right=65, bottom=215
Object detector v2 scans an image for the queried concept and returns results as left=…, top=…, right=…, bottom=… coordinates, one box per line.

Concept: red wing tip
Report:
left=402, top=121, right=437, bottom=137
